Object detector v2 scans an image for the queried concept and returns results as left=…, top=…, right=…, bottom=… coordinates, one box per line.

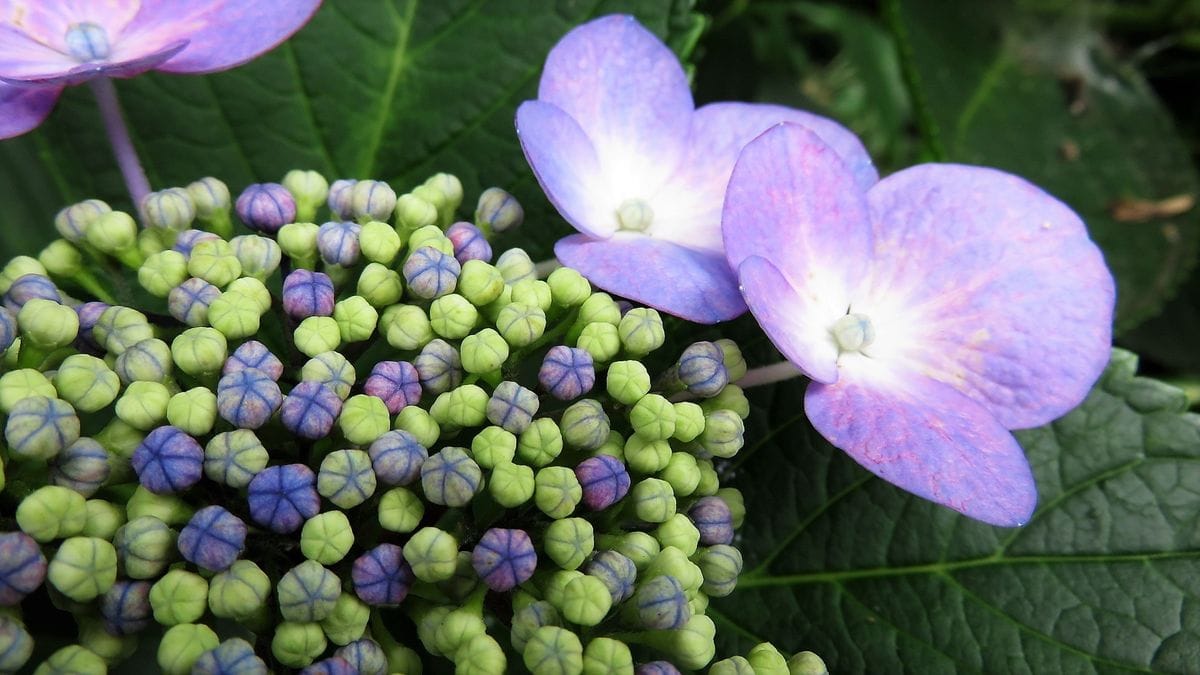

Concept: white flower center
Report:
left=616, top=198, right=653, bottom=233
left=830, top=313, right=875, bottom=354
left=64, top=22, right=110, bottom=62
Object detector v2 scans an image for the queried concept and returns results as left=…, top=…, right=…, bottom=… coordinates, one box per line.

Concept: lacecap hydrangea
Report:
left=0, top=170, right=824, bottom=674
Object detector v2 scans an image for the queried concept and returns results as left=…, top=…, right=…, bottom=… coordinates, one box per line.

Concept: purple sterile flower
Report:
left=538, top=346, right=594, bottom=400
left=688, top=496, right=733, bottom=546
left=75, top=301, right=108, bottom=349
left=367, top=430, right=428, bottom=486
left=487, top=381, right=540, bottom=434
left=217, top=368, right=283, bottom=429
left=351, top=543, right=413, bottom=606
left=223, top=340, right=284, bottom=380
left=235, top=182, right=296, bottom=233
left=100, top=580, right=152, bottom=635
left=246, top=463, right=320, bottom=533
left=327, top=178, right=357, bottom=220
left=723, top=124, right=1115, bottom=527
left=5, top=274, right=60, bottom=311
left=363, top=360, right=422, bottom=414
left=282, top=269, right=335, bottom=319
left=575, top=455, right=630, bottom=511
left=516, top=15, right=875, bottom=323
left=177, top=506, right=247, bottom=572
left=0, top=1, right=322, bottom=138
left=317, top=221, right=362, bottom=266
left=168, top=277, right=220, bottom=326
left=403, top=246, right=460, bottom=299
left=173, top=229, right=220, bottom=256
left=300, top=657, right=356, bottom=675
left=131, top=425, right=203, bottom=494
left=446, top=221, right=492, bottom=263
left=0, top=532, right=47, bottom=605
left=471, top=528, right=536, bottom=592
left=280, top=380, right=343, bottom=439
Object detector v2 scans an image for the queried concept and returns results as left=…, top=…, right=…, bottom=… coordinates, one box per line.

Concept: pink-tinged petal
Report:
left=117, top=0, right=321, bottom=74
left=0, top=24, right=79, bottom=80
left=651, top=103, right=878, bottom=255
left=722, top=123, right=872, bottom=319
left=859, top=164, right=1115, bottom=429
left=1, top=40, right=186, bottom=87
left=737, top=256, right=840, bottom=384
left=555, top=233, right=746, bottom=324
left=0, top=82, right=59, bottom=139
left=538, top=15, right=692, bottom=199
left=0, top=0, right=139, bottom=46
left=516, top=100, right=613, bottom=239
left=805, top=360, right=1037, bottom=527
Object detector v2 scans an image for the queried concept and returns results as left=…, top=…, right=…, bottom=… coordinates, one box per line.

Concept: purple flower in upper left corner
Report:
left=0, top=0, right=323, bottom=138
left=516, top=15, right=878, bottom=323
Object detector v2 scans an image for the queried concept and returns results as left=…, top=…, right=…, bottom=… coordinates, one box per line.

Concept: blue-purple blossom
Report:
left=676, top=341, right=727, bottom=397
left=317, top=221, right=363, bottom=267
left=177, top=506, right=247, bottom=572
left=277, top=560, right=339, bottom=622
left=637, top=662, right=682, bottom=675
left=688, top=496, right=734, bottom=546
left=471, top=527, right=536, bottom=592
left=446, top=221, right=493, bottom=263
left=246, top=464, right=320, bottom=533
left=168, top=277, right=221, bottom=326
left=575, top=455, right=630, bottom=511
left=217, top=368, right=283, bottom=429
left=223, top=340, right=284, bottom=380
left=420, top=447, right=482, bottom=507
left=280, top=381, right=342, bottom=439
left=487, top=381, right=540, bottom=434
left=130, top=425, right=203, bottom=494
left=235, top=183, right=296, bottom=233
left=585, top=550, right=637, bottom=603
left=327, top=179, right=356, bottom=219
left=635, top=575, right=689, bottom=630
left=403, top=246, right=460, bottom=299
left=351, top=543, right=413, bottom=606
left=0, top=1, right=323, bottom=139
left=282, top=269, right=335, bottom=319
left=317, top=449, right=378, bottom=509
left=722, top=123, right=1116, bottom=526
left=539, top=346, right=595, bottom=400
left=335, top=639, right=387, bottom=675
left=5, top=274, right=60, bottom=311
left=50, top=438, right=110, bottom=497
left=74, top=301, right=108, bottom=349
left=100, top=580, right=153, bottom=635
left=300, top=657, right=356, bottom=675
left=414, top=339, right=462, bottom=394
left=173, top=229, right=220, bottom=256
left=191, top=638, right=266, bottom=675
left=363, top=360, right=422, bottom=414
left=516, top=15, right=875, bottom=322
left=0, top=307, right=14, bottom=352
left=0, top=532, right=47, bottom=605
left=367, top=430, right=428, bottom=486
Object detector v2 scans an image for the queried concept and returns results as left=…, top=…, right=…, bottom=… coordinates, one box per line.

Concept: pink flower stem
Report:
left=89, top=77, right=150, bottom=212
left=738, top=360, right=803, bottom=389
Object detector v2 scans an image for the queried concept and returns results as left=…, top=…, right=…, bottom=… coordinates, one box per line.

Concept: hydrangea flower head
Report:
left=0, top=0, right=322, bottom=137
left=723, top=123, right=1115, bottom=526
left=517, top=14, right=876, bottom=323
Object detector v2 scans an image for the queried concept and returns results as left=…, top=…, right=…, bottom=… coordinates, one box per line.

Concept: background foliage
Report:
left=2, top=0, right=1199, bottom=671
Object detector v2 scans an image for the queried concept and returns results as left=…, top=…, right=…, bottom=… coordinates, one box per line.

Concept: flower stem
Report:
left=738, top=360, right=803, bottom=389
left=88, top=77, right=150, bottom=212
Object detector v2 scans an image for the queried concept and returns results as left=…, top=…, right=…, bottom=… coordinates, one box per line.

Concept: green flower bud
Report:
left=429, top=384, right=489, bottom=430
left=318, top=449, right=378, bottom=509
left=226, top=276, right=271, bottom=313
left=78, top=617, right=135, bottom=663
left=301, top=511, right=356, bottom=564
left=495, top=302, right=546, bottom=348
left=645, top=547, right=702, bottom=592
left=0, top=257, right=45, bottom=294
left=787, top=651, right=829, bottom=675
left=149, top=569, right=208, bottom=625
left=475, top=186, right=523, bottom=235
left=577, top=322, right=620, bottom=364
left=114, top=337, right=172, bottom=384
left=629, top=394, right=676, bottom=440
left=655, top=513, right=700, bottom=556
left=208, top=559, right=270, bottom=620
left=396, top=193, right=439, bottom=231
left=18, top=485, right=87, bottom=541
left=171, top=327, right=227, bottom=377
left=631, top=478, right=676, bottom=523
left=699, top=410, right=744, bottom=458
left=716, top=487, right=746, bottom=529
left=48, top=536, right=117, bottom=601
left=694, top=459, right=720, bottom=497
left=138, top=226, right=174, bottom=257
left=87, top=211, right=138, bottom=256
left=378, top=487, right=425, bottom=533
left=140, top=187, right=195, bottom=230
left=339, top=394, right=391, bottom=445
left=429, top=294, right=478, bottom=339
left=283, top=169, right=329, bottom=222
left=138, top=250, right=188, bottom=297
left=94, top=306, right=154, bottom=355
left=18, top=298, right=78, bottom=349
left=82, top=499, right=125, bottom=540
left=406, top=226, right=453, bottom=258
left=187, top=239, right=241, bottom=287
left=672, top=402, right=706, bottom=443
left=424, top=172, right=464, bottom=220
left=273, top=621, right=326, bottom=669
left=382, top=304, right=433, bottom=351
left=333, top=296, right=379, bottom=343
left=542, top=570, right=582, bottom=608
left=512, top=601, right=560, bottom=653
left=54, top=198, right=111, bottom=242
left=410, top=183, right=449, bottom=224
left=496, top=248, right=535, bottom=284
left=414, top=605, right=452, bottom=656
left=659, top=452, right=700, bottom=496
left=480, top=283, right=513, bottom=323
left=114, top=515, right=176, bottom=578
left=523, top=626, right=583, bottom=675
left=480, top=461, right=532, bottom=508
left=382, top=643, right=424, bottom=674
left=166, top=387, right=218, bottom=436
left=457, top=633, right=507, bottom=675
left=35, top=645, right=107, bottom=675
left=207, top=291, right=262, bottom=339
left=394, top=406, right=440, bottom=448
left=404, top=527, right=459, bottom=583
left=515, top=418, right=561, bottom=467
left=114, top=380, right=171, bottom=430
left=511, top=279, right=552, bottom=312
left=357, top=262, right=404, bottom=307
left=534, top=466, right=582, bottom=519
left=125, top=487, right=192, bottom=525
left=54, top=356, right=120, bottom=413
left=0, top=369, right=55, bottom=413
left=471, top=425, right=516, bottom=468
left=278, top=561, right=340, bottom=624
left=321, top=593, right=370, bottom=645
left=699, top=544, right=743, bottom=598
left=39, top=239, right=83, bottom=278
left=294, top=316, right=341, bottom=357
left=702, top=384, right=751, bottom=420
left=624, top=435, right=671, bottom=474
left=6, top=395, right=79, bottom=461
left=713, top=338, right=747, bottom=381
left=560, top=399, right=610, bottom=451
left=603, top=531, right=660, bottom=570
left=544, top=517, right=594, bottom=570
left=302, top=351, right=355, bottom=399
left=617, top=307, right=664, bottom=357
left=278, top=222, right=320, bottom=263
left=747, top=643, right=789, bottom=675
left=559, top=575, right=611, bottom=627
left=460, top=330, right=507, bottom=375
left=434, top=608, right=486, bottom=656
left=605, top=361, right=650, bottom=406
left=646, top=614, right=716, bottom=670
left=582, top=637, right=633, bottom=675
left=360, top=221, right=403, bottom=264
left=188, top=176, right=231, bottom=221
left=546, top=267, right=591, bottom=307
left=710, top=656, right=754, bottom=675
left=457, top=260, right=505, bottom=306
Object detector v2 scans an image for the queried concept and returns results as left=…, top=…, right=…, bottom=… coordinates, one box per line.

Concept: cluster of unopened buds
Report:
left=0, top=169, right=826, bottom=674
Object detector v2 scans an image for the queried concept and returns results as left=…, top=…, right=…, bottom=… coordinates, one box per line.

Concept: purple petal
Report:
left=118, top=0, right=322, bottom=74
left=516, top=100, right=611, bottom=238
left=555, top=233, right=745, bottom=324
left=0, top=25, right=79, bottom=80
left=538, top=15, right=692, bottom=199
left=737, top=256, right=839, bottom=384
left=0, top=41, right=186, bottom=87
left=0, top=82, right=59, bottom=139
left=805, top=363, right=1037, bottom=527
left=859, top=164, right=1114, bottom=429
left=0, top=1, right=140, bottom=48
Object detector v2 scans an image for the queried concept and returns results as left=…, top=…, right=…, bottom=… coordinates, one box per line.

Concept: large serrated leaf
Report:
left=713, top=349, right=1200, bottom=673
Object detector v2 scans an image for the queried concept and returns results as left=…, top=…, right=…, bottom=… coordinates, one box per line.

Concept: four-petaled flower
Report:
left=0, top=0, right=322, bottom=138
left=722, top=123, right=1115, bottom=526
left=516, top=14, right=877, bottom=323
